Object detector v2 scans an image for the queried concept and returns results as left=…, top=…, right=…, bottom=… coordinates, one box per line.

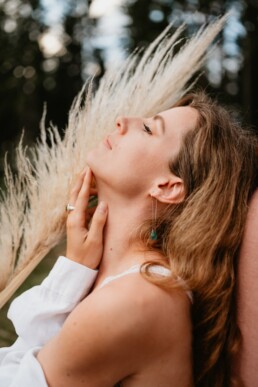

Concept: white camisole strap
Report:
left=99, top=264, right=193, bottom=303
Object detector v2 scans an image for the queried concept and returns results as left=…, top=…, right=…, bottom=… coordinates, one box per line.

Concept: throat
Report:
left=93, top=193, right=153, bottom=278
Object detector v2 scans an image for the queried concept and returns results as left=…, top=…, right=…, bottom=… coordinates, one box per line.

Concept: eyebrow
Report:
left=153, top=114, right=165, bottom=134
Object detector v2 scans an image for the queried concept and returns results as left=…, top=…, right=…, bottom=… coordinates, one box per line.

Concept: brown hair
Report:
left=140, top=92, right=258, bottom=386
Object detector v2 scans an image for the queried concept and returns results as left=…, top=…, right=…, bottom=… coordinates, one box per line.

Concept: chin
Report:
left=86, top=146, right=99, bottom=167
left=86, top=148, right=103, bottom=177
left=86, top=149, right=93, bottom=166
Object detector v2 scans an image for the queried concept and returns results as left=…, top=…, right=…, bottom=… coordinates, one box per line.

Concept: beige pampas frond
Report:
left=0, top=15, right=228, bottom=308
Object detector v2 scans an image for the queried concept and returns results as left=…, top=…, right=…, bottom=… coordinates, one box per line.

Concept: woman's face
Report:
left=87, top=106, right=198, bottom=198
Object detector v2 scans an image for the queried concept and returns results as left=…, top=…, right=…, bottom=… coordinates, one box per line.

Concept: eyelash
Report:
left=143, top=123, right=152, bottom=135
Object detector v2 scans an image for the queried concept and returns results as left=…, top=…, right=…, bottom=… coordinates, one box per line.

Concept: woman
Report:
left=0, top=92, right=257, bottom=386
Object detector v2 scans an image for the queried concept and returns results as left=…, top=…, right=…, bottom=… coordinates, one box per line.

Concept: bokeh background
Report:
left=0, top=0, right=258, bottom=345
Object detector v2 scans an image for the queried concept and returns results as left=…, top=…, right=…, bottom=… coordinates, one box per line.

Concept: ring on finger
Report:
left=66, top=203, right=75, bottom=212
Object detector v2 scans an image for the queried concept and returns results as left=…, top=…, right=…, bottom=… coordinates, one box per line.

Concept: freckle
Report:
left=66, top=372, right=70, bottom=377
left=110, top=248, right=113, bottom=251
left=73, top=321, right=77, bottom=326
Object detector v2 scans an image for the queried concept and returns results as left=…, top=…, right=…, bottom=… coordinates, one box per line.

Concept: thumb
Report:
left=88, top=201, right=108, bottom=241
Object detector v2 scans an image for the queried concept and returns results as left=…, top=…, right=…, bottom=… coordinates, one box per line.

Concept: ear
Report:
left=150, top=176, right=185, bottom=204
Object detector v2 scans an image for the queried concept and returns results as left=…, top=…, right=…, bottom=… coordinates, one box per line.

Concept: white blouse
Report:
left=0, top=256, right=98, bottom=386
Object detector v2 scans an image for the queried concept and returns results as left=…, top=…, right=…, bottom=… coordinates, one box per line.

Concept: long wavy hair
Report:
left=140, top=91, right=258, bottom=386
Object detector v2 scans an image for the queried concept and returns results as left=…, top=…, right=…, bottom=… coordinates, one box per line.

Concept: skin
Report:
left=37, top=106, right=198, bottom=386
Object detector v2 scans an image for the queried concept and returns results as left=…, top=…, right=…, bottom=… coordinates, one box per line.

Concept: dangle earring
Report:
left=150, top=195, right=158, bottom=241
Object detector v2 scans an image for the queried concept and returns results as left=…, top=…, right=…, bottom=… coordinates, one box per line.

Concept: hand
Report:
left=66, top=168, right=108, bottom=269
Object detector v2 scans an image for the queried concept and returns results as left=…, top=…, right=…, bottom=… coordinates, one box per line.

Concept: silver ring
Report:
left=66, top=203, right=75, bottom=212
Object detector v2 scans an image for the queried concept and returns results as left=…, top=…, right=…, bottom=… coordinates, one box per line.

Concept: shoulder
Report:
left=65, top=267, right=191, bottom=350
left=38, top=269, right=191, bottom=386
left=86, top=270, right=192, bottom=346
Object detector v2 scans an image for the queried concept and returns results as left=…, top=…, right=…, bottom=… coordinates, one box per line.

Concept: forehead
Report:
left=160, top=106, right=199, bottom=134
left=155, top=106, right=199, bottom=159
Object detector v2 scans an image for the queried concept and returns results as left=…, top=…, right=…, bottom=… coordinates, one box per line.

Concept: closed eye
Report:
left=143, top=123, right=152, bottom=135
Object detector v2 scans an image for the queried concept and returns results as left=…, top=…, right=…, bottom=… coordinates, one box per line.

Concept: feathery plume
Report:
left=0, top=15, right=228, bottom=308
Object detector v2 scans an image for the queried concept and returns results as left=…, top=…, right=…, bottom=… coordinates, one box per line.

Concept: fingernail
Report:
left=98, top=201, right=107, bottom=213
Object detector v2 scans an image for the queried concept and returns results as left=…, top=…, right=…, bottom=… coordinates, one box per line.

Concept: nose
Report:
left=116, top=116, right=127, bottom=135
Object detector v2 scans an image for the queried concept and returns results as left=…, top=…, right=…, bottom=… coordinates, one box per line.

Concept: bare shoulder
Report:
left=37, top=269, right=192, bottom=386
left=88, top=269, right=192, bottom=348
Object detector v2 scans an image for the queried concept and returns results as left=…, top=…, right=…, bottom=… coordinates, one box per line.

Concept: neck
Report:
left=96, top=188, right=151, bottom=276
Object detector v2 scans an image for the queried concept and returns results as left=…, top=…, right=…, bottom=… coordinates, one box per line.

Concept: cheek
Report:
left=117, top=140, right=166, bottom=174
left=86, top=139, right=167, bottom=197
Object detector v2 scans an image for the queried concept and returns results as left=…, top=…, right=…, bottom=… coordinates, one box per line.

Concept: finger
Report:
left=69, top=168, right=88, bottom=205
left=75, top=168, right=92, bottom=213
left=87, top=201, right=108, bottom=243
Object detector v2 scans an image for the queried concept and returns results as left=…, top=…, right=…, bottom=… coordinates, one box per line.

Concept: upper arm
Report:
left=37, top=281, right=149, bottom=386
left=236, top=189, right=258, bottom=385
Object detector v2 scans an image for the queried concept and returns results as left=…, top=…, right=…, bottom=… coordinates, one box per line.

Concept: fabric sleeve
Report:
left=6, top=256, right=98, bottom=347
left=0, top=346, right=47, bottom=386
left=0, top=256, right=97, bottom=385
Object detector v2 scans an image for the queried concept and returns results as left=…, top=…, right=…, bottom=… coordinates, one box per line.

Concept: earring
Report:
left=150, top=196, right=158, bottom=241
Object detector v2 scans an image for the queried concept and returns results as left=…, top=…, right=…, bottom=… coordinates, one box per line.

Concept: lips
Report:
left=104, top=136, right=112, bottom=149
